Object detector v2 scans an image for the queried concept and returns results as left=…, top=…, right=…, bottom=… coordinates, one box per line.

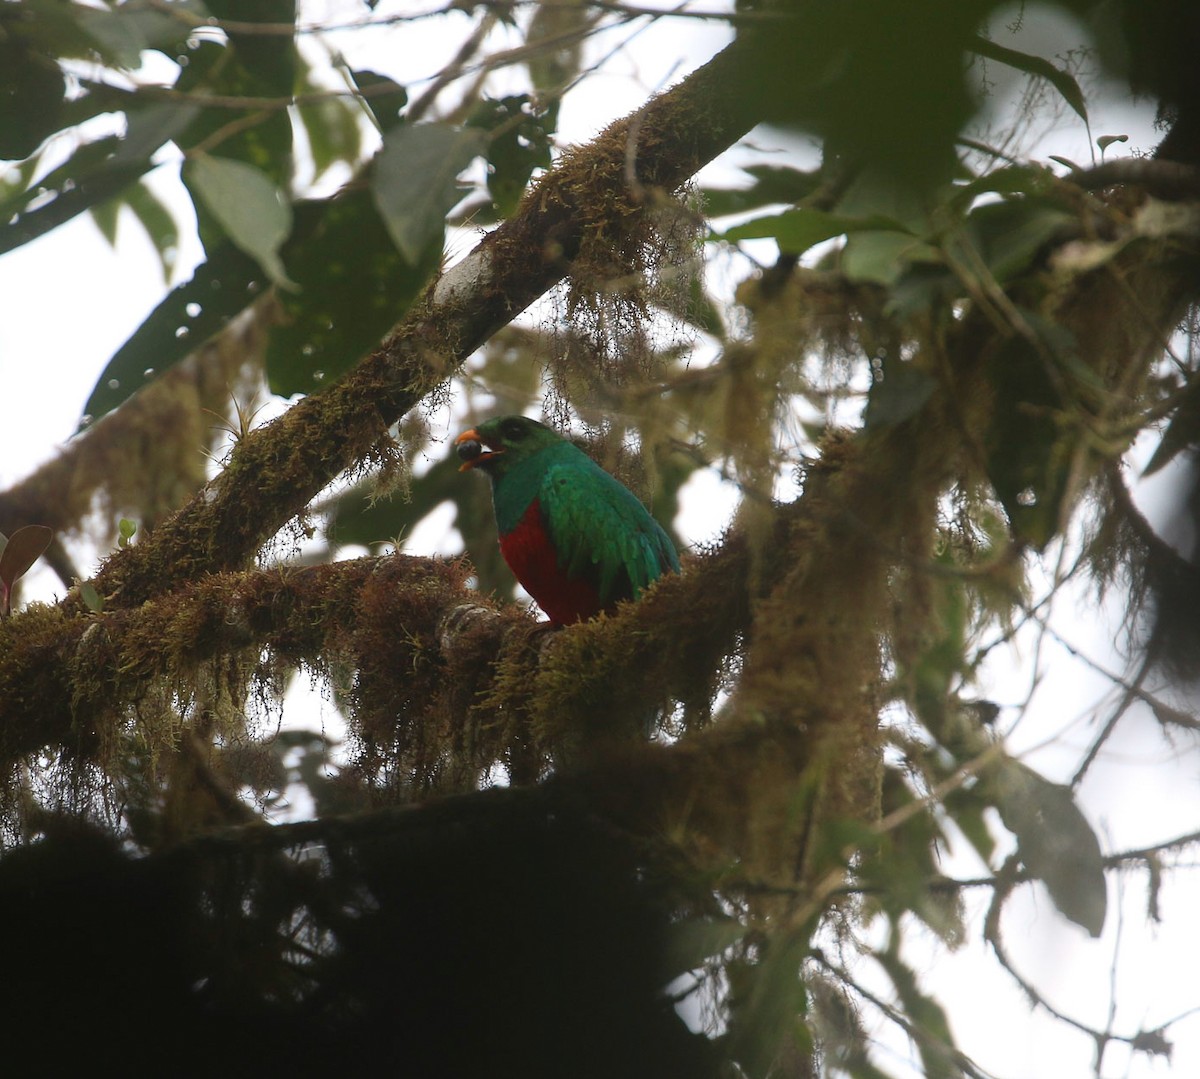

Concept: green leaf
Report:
left=296, top=62, right=366, bottom=181
left=266, top=191, right=438, bottom=397
left=349, top=69, right=408, bottom=133
left=124, top=181, right=181, bottom=282
left=842, top=230, right=940, bottom=285
left=1143, top=378, right=1200, bottom=475
left=467, top=95, right=554, bottom=219
left=1097, top=134, right=1128, bottom=153
left=965, top=198, right=1075, bottom=282
left=986, top=760, right=1107, bottom=936
left=79, top=580, right=104, bottom=614
left=91, top=197, right=120, bottom=246
left=969, top=35, right=1088, bottom=124
left=81, top=239, right=262, bottom=425
left=875, top=944, right=962, bottom=1079
left=371, top=122, right=487, bottom=263
left=117, top=519, right=138, bottom=547
left=184, top=153, right=296, bottom=289
left=864, top=361, right=937, bottom=429
left=721, top=208, right=903, bottom=256
left=73, top=1, right=204, bottom=69
left=725, top=928, right=815, bottom=1079
left=701, top=164, right=822, bottom=218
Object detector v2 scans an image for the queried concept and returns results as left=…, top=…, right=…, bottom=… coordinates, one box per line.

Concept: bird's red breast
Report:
left=499, top=499, right=603, bottom=625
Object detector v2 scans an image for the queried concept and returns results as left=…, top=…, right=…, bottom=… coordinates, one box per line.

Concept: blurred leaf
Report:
left=969, top=35, right=1089, bottom=124
left=467, top=95, right=554, bottom=218
left=0, top=100, right=198, bottom=256
left=941, top=786, right=997, bottom=864
left=184, top=154, right=296, bottom=289
left=73, top=1, right=201, bottom=69
left=91, top=197, right=120, bottom=246
left=79, top=580, right=104, bottom=614
left=0, top=525, right=53, bottom=615
left=0, top=27, right=66, bottom=160
left=81, top=240, right=262, bottom=424
left=526, top=0, right=588, bottom=93
left=983, top=316, right=1080, bottom=547
left=124, top=181, right=181, bottom=282
left=296, top=67, right=366, bottom=181
left=875, top=943, right=961, bottom=1079
left=986, top=760, right=1107, bottom=936
left=371, top=122, right=487, bottom=263
left=722, top=208, right=901, bottom=256
left=843, top=230, right=940, bottom=285
left=725, top=928, right=815, bottom=1079
left=349, top=68, right=408, bottom=133
left=1097, top=133, right=1129, bottom=153
left=664, top=916, right=746, bottom=976
left=701, top=165, right=822, bottom=218
left=266, top=191, right=438, bottom=396
left=964, top=198, right=1076, bottom=282
left=886, top=262, right=959, bottom=318
left=864, top=361, right=936, bottom=429
left=1144, top=377, right=1200, bottom=475
left=171, top=4, right=295, bottom=189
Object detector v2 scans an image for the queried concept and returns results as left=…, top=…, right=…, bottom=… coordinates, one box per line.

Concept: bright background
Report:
left=3, top=3, right=1198, bottom=1076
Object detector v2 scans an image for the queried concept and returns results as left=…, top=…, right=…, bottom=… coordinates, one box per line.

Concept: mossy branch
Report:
left=0, top=504, right=802, bottom=774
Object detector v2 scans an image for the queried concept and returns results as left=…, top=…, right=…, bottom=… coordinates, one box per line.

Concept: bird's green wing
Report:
left=539, top=454, right=680, bottom=607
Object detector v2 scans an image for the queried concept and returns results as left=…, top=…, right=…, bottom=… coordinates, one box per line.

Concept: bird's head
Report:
left=455, top=415, right=564, bottom=477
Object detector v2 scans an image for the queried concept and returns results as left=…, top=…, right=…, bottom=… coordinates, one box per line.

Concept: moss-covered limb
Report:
left=0, top=497, right=802, bottom=775
left=76, top=41, right=770, bottom=615
left=0, top=555, right=483, bottom=770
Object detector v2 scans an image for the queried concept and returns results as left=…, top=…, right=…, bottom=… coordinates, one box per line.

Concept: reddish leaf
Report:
left=0, top=525, right=53, bottom=615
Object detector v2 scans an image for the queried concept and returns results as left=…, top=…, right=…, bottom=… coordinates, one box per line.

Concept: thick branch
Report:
left=0, top=503, right=797, bottom=769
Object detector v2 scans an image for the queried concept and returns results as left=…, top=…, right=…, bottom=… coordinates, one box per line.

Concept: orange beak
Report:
left=455, top=427, right=503, bottom=471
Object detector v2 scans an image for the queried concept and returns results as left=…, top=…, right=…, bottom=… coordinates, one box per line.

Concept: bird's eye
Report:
left=501, top=420, right=525, bottom=440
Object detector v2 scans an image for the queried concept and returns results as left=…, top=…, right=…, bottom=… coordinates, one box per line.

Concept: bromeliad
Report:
left=456, top=416, right=679, bottom=625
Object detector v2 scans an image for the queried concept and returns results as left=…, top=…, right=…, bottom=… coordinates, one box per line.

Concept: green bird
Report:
left=456, top=416, right=680, bottom=624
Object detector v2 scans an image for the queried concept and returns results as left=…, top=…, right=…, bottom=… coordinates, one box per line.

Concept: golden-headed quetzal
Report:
left=455, top=415, right=679, bottom=625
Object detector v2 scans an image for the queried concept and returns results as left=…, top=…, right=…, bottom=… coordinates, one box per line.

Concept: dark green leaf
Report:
left=864, top=361, right=937, bottom=429
left=266, top=191, right=438, bottom=396
left=350, top=69, right=408, bottom=133
left=73, top=3, right=194, bottom=69
left=701, top=164, right=822, bottom=218
left=467, top=95, right=554, bottom=219
left=986, top=760, right=1107, bottom=936
left=296, top=63, right=366, bottom=181
left=725, top=929, right=815, bottom=1079
left=81, top=240, right=262, bottom=424
left=1143, top=378, right=1200, bottom=475
left=722, top=208, right=902, bottom=256
left=969, top=35, right=1088, bottom=124
left=842, top=230, right=940, bottom=285
left=124, top=182, right=181, bottom=282
left=91, top=197, right=120, bottom=246
left=875, top=944, right=962, bottom=1079
left=79, top=580, right=104, bottom=614
left=371, top=122, right=487, bottom=263
left=965, top=198, right=1076, bottom=282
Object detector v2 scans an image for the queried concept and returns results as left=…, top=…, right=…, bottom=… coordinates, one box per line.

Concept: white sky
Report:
left=2, top=2, right=1199, bottom=1076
